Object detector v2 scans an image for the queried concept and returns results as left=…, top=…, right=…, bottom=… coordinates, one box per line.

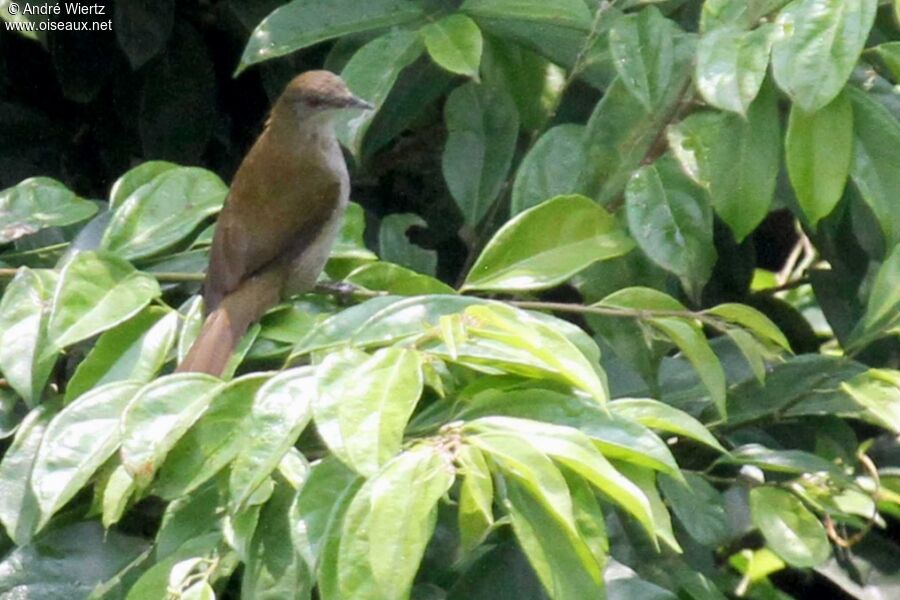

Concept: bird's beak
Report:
left=346, top=95, right=375, bottom=110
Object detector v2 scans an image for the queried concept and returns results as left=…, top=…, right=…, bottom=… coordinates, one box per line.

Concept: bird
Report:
left=176, top=70, right=372, bottom=376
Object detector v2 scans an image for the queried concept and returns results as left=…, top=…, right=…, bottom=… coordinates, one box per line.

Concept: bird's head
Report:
left=278, top=70, right=373, bottom=122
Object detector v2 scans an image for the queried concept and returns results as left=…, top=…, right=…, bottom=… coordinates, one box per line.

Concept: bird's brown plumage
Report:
left=177, top=71, right=368, bottom=376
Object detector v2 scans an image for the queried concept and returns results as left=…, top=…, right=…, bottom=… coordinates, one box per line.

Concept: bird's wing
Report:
left=203, top=137, right=343, bottom=313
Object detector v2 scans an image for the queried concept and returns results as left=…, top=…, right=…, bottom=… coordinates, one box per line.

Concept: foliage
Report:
left=1, top=0, right=900, bottom=599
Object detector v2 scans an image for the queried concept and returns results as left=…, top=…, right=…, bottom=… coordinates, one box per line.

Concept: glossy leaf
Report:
left=291, top=457, right=361, bottom=573
left=580, top=36, right=694, bottom=204
left=659, top=473, right=730, bottom=547
left=848, top=87, right=900, bottom=247
left=462, top=304, right=608, bottom=403
left=314, top=348, right=423, bottom=476
left=461, top=0, right=592, bottom=30
left=0, top=177, right=96, bottom=244
left=457, top=386, right=680, bottom=476
left=120, top=373, right=223, bottom=486
left=378, top=213, right=437, bottom=276
left=229, top=367, right=314, bottom=511
left=771, top=0, right=876, bottom=111
left=458, top=445, right=494, bottom=555
left=330, top=202, right=377, bottom=262
left=510, top=124, right=587, bottom=215
left=467, top=417, right=656, bottom=539
left=750, top=486, right=831, bottom=568
left=464, top=194, right=634, bottom=292
left=785, top=90, right=853, bottom=228
left=101, top=166, right=227, bottom=260
left=608, top=7, right=677, bottom=111
left=704, top=302, right=792, bottom=350
left=243, top=479, right=312, bottom=599
left=696, top=25, right=774, bottom=115
left=336, top=444, right=454, bottom=600
left=0, top=403, right=57, bottom=545
left=421, top=14, right=483, bottom=79
left=503, top=478, right=605, bottom=598
left=442, top=81, right=519, bottom=226
left=108, top=160, right=178, bottom=209
left=291, top=295, right=491, bottom=358
left=669, top=84, right=780, bottom=241
left=841, top=370, right=900, bottom=436
left=48, top=251, right=161, bottom=349
left=0, top=268, right=58, bottom=404
left=239, top=0, right=425, bottom=71
left=154, top=374, right=269, bottom=500
left=345, top=262, right=454, bottom=296
left=625, top=158, right=716, bottom=296
left=335, top=29, right=424, bottom=156
left=65, top=307, right=179, bottom=402
left=609, top=398, right=725, bottom=452
left=31, top=381, right=142, bottom=525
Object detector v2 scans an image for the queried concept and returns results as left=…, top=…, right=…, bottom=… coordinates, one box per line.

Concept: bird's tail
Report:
left=176, top=270, right=282, bottom=377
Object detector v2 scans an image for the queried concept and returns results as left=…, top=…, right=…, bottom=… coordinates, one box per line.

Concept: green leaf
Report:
left=598, top=287, right=726, bottom=414
left=337, top=444, right=454, bottom=600
left=335, top=29, right=424, bottom=156
left=290, top=295, right=486, bottom=358
left=48, top=251, right=161, bottom=349
left=0, top=402, right=57, bottom=545
left=154, top=374, right=270, bottom=500
left=700, top=0, right=791, bottom=31
left=314, top=348, right=423, bottom=476
left=100, top=166, right=227, bottom=260
left=0, top=268, right=58, bottom=404
left=330, top=202, right=376, bottom=262
left=346, top=262, right=455, bottom=296
left=872, top=41, right=900, bottom=82
left=462, top=304, right=608, bottom=403
left=771, top=0, right=876, bottom=112
left=378, top=213, right=436, bottom=276
left=625, top=158, right=716, bottom=297
left=696, top=25, right=775, bottom=115
left=659, top=472, right=730, bottom=547
left=461, top=0, right=592, bottom=31
left=120, top=373, right=223, bottom=486
left=229, top=367, right=314, bottom=511
left=243, top=480, right=312, bottom=599
left=291, top=458, right=361, bottom=573
left=503, top=478, right=605, bottom=598
left=750, top=486, right=831, bottom=568
left=65, top=307, right=178, bottom=402
left=101, top=465, right=135, bottom=528
left=722, top=83, right=781, bottom=231
left=108, top=161, right=178, bottom=209
left=177, top=295, right=204, bottom=363
left=726, top=328, right=768, bottom=383
left=421, top=14, right=483, bottom=79
left=726, top=444, right=848, bottom=482
left=442, top=81, right=519, bottom=226
left=848, top=87, right=900, bottom=248
left=0, top=177, right=96, bottom=244
left=457, top=386, right=680, bottom=476
left=618, top=464, right=680, bottom=553
left=467, top=417, right=656, bottom=540
left=463, top=194, right=634, bottom=292
left=704, top=302, right=792, bottom=350
left=238, top=0, right=425, bottom=71
left=580, top=36, right=694, bottom=204
left=510, top=124, right=587, bottom=215
left=608, top=7, right=677, bottom=111
left=458, top=445, right=494, bottom=555
left=31, top=381, right=141, bottom=526
left=609, top=398, right=725, bottom=452
left=785, top=89, right=853, bottom=228
left=0, top=522, right=149, bottom=600
left=841, top=370, right=900, bottom=435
